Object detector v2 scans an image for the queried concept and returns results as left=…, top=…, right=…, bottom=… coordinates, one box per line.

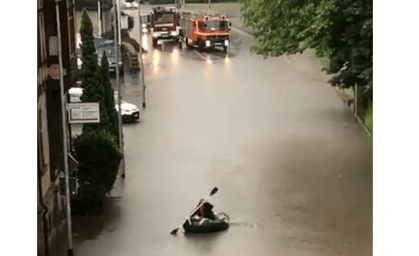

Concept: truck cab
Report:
left=180, top=12, right=231, bottom=52
left=150, top=6, right=180, bottom=47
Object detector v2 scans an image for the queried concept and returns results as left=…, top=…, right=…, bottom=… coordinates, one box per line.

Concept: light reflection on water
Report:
left=171, top=48, right=179, bottom=67
left=224, top=55, right=231, bottom=74
left=153, top=50, right=160, bottom=74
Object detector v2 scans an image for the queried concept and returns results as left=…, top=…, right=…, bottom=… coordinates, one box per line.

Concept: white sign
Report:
left=68, top=103, right=100, bottom=124
left=49, top=36, right=58, bottom=56
left=121, top=16, right=128, bottom=29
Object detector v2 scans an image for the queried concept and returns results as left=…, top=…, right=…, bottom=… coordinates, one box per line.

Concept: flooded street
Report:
left=70, top=10, right=372, bottom=256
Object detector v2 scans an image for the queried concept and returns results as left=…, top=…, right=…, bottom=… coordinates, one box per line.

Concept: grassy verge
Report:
left=343, top=88, right=354, bottom=99
left=364, top=101, right=377, bottom=143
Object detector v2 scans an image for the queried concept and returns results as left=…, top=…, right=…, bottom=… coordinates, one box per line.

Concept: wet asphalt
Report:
left=69, top=9, right=373, bottom=256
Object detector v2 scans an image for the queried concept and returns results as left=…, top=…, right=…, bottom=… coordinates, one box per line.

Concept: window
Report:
left=38, top=14, right=47, bottom=62
left=154, top=13, right=175, bottom=23
left=202, top=21, right=228, bottom=30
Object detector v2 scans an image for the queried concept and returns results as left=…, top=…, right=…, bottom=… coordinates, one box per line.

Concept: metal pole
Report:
left=98, top=0, right=102, bottom=36
left=138, top=0, right=146, bottom=108
left=116, top=0, right=122, bottom=47
left=354, top=84, right=358, bottom=117
left=113, top=0, right=125, bottom=178
left=209, top=0, right=211, bottom=10
left=55, top=1, right=73, bottom=255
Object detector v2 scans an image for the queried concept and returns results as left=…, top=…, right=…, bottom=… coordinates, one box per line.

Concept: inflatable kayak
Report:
left=183, top=211, right=230, bottom=233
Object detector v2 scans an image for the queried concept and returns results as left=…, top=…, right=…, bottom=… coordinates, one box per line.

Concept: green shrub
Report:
left=71, top=184, right=107, bottom=216
left=74, top=130, right=121, bottom=193
left=365, top=101, right=377, bottom=142
left=72, top=130, right=120, bottom=215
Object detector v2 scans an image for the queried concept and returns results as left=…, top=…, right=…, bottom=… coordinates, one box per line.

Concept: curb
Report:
left=232, top=25, right=254, bottom=38
left=334, top=88, right=372, bottom=138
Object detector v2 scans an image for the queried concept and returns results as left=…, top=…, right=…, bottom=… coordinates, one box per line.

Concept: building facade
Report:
left=38, top=0, right=78, bottom=255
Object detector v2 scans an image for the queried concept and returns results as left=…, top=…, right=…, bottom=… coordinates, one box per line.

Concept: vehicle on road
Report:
left=68, top=88, right=140, bottom=123
left=114, top=93, right=140, bottom=122
left=95, top=38, right=124, bottom=76
left=179, top=12, right=231, bottom=52
left=150, top=6, right=180, bottom=47
left=141, top=12, right=152, bottom=33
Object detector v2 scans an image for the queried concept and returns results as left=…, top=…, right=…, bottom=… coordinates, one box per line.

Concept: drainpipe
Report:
left=55, top=1, right=74, bottom=255
left=36, top=88, right=49, bottom=255
left=38, top=148, right=49, bottom=255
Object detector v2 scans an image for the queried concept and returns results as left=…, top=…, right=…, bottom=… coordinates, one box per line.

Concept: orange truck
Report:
left=179, top=12, right=232, bottom=52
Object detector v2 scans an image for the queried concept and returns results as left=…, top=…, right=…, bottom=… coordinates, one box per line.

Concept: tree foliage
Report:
left=80, top=11, right=120, bottom=137
left=99, top=52, right=119, bottom=146
left=73, top=11, right=121, bottom=215
left=74, top=130, right=120, bottom=193
left=72, top=130, right=120, bottom=215
left=80, top=10, right=98, bottom=91
left=241, top=0, right=372, bottom=101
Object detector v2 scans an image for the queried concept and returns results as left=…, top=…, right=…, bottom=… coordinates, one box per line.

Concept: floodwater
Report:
left=68, top=9, right=372, bottom=256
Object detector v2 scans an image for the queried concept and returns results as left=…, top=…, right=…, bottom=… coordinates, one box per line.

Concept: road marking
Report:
left=193, top=50, right=213, bottom=63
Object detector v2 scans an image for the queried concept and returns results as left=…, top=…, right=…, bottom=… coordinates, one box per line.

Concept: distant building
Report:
left=75, top=0, right=114, bottom=37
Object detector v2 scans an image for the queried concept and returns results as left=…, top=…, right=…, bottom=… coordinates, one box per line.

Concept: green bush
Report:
left=74, top=130, right=121, bottom=192
left=72, top=130, right=120, bottom=215
left=71, top=184, right=107, bottom=216
left=149, top=0, right=239, bottom=4
left=365, top=101, right=377, bottom=143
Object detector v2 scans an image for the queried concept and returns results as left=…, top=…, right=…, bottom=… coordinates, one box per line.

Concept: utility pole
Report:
left=138, top=0, right=146, bottom=108
left=55, top=1, right=73, bottom=255
left=116, top=0, right=122, bottom=48
left=98, top=0, right=102, bottom=36
left=113, top=0, right=125, bottom=178
left=208, top=0, right=211, bottom=10
left=354, top=84, right=358, bottom=117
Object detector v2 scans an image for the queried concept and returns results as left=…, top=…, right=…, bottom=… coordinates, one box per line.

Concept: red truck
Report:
left=179, top=12, right=231, bottom=52
left=150, top=6, right=180, bottom=47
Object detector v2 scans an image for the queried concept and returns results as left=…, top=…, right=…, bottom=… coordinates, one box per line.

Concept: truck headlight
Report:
left=153, top=32, right=159, bottom=38
left=118, top=61, right=123, bottom=65
left=205, top=40, right=211, bottom=47
left=225, top=40, right=229, bottom=46
left=142, top=24, right=146, bottom=28
left=170, top=31, right=178, bottom=36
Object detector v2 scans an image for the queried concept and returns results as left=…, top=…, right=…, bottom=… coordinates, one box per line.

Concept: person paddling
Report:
left=193, top=199, right=216, bottom=220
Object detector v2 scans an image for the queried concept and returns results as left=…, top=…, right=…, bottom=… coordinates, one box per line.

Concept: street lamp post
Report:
left=98, top=0, right=102, bottom=36
left=138, top=0, right=146, bottom=108
left=113, top=0, right=125, bottom=178
left=55, top=1, right=73, bottom=255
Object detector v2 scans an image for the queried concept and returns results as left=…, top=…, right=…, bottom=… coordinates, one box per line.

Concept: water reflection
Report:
left=141, top=33, right=149, bottom=52
left=153, top=50, right=160, bottom=74
left=171, top=48, right=179, bottom=66
left=182, top=231, right=228, bottom=255
left=203, top=61, right=213, bottom=85
left=224, top=55, right=231, bottom=74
